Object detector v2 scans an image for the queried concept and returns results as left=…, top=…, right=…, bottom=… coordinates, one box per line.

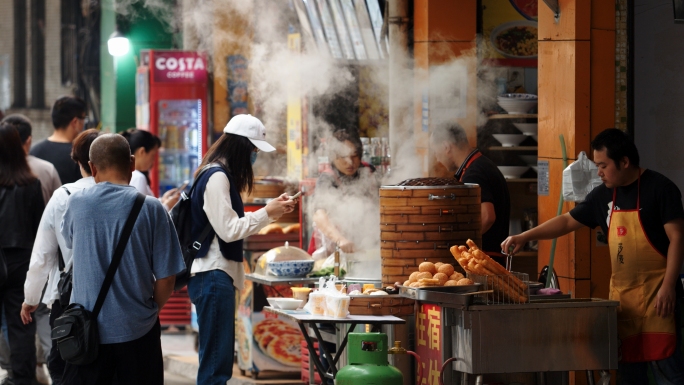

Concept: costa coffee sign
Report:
left=153, top=51, right=207, bottom=83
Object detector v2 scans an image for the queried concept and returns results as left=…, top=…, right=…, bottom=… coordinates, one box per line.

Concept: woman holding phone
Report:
left=121, top=128, right=181, bottom=210
left=188, top=114, right=295, bottom=385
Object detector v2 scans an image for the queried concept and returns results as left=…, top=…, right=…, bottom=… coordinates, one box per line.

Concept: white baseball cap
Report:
left=223, top=114, right=276, bottom=152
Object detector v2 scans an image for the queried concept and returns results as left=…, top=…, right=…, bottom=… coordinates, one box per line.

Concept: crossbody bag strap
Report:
left=57, top=186, right=72, bottom=272
left=91, top=193, right=146, bottom=318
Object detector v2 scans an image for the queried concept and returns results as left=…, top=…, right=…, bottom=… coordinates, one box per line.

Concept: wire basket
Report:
left=467, top=271, right=530, bottom=305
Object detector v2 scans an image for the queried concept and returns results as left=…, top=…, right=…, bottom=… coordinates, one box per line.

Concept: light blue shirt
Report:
left=61, top=182, right=184, bottom=344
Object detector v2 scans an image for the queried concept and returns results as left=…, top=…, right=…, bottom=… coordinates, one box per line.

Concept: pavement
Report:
left=161, top=331, right=304, bottom=385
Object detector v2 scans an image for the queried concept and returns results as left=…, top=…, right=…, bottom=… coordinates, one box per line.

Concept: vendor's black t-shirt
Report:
left=30, top=140, right=80, bottom=184
left=569, top=169, right=684, bottom=293
left=460, top=154, right=510, bottom=254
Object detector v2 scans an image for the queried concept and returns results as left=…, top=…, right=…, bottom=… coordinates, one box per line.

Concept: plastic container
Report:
left=309, top=292, right=327, bottom=316
left=326, top=295, right=351, bottom=319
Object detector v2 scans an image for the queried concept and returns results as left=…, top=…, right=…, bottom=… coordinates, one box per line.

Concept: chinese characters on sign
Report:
left=416, top=304, right=442, bottom=385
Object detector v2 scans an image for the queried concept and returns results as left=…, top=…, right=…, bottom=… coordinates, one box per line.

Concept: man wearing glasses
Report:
left=30, top=96, right=87, bottom=184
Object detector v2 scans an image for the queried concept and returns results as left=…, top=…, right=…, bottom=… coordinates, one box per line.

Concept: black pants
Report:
left=0, top=249, right=37, bottom=385
left=62, top=320, right=163, bottom=385
left=48, top=301, right=66, bottom=385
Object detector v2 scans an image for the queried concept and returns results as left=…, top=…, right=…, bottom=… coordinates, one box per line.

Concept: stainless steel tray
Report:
left=399, top=284, right=483, bottom=305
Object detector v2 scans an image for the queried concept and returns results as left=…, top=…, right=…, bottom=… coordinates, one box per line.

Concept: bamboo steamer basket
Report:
left=380, top=179, right=481, bottom=286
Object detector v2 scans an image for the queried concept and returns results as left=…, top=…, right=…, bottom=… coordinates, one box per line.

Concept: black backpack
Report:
left=169, top=170, right=213, bottom=291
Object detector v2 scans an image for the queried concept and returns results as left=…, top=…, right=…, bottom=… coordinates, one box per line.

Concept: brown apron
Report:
left=608, top=174, right=677, bottom=362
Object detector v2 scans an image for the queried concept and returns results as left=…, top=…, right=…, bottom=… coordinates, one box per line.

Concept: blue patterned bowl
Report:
left=268, top=260, right=315, bottom=277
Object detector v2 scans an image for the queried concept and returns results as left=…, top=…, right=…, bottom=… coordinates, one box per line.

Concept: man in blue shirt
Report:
left=60, top=134, right=185, bottom=385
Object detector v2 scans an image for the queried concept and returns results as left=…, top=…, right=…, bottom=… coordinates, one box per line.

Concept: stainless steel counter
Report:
left=445, top=299, right=619, bottom=374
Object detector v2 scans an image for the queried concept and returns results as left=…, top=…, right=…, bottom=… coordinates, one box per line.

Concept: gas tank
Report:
left=335, top=333, right=403, bottom=385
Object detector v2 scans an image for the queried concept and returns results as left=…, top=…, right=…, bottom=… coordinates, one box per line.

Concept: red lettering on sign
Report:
left=617, top=226, right=627, bottom=237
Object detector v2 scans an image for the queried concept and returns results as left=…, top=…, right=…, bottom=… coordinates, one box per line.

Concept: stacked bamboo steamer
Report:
left=380, top=178, right=482, bottom=287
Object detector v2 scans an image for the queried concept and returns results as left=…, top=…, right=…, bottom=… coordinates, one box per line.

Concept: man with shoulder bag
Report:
left=54, top=134, right=185, bottom=385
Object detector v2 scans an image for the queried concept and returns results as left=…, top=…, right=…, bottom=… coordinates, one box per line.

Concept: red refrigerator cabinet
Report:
left=137, top=50, right=209, bottom=196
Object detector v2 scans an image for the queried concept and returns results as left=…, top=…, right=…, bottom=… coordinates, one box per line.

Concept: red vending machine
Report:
left=137, top=50, right=209, bottom=196
left=136, top=50, right=209, bottom=327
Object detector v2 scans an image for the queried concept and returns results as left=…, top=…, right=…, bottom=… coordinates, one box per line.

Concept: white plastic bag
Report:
left=562, top=151, right=602, bottom=202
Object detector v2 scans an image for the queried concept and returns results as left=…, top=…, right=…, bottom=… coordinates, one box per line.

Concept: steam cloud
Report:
left=119, top=0, right=500, bottom=262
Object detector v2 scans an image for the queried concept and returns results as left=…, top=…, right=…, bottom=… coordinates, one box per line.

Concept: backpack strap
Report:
left=91, top=193, right=145, bottom=318
left=57, top=186, right=71, bottom=272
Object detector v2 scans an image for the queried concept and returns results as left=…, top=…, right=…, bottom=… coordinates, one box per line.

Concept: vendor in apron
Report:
left=430, top=123, right=511, bottom=266
left=501, top=129, right=684, bottom=384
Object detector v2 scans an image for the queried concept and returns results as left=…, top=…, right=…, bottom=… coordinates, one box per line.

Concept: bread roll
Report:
left=449, top=272, right=464, bottom=281
left=434, top=262, right=444, bottom=269
left=433, top=273, right=448, bottom=286
left=438, top=264, right=455, bottom=277
left=444, top=280, right=459, bottom=286
left=419, top=262, right=437, bottom=274
left=282, top=224, right=300, bottom=234
left=258, top=224, right=283, bottom=235
left=409, top=272, right=420, bottom=283
left=416, top=272, right=432, bottom=280
left=456, top=278, right=474, bottom=286
left=409, top=282, right=420, bottom=288
left=403, top=280, right=411, bottom=286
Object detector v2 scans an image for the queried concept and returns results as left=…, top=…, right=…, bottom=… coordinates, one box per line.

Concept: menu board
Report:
left=482, top=0, right=537, bottom=67
left=304, top=0, right=330, bottom=56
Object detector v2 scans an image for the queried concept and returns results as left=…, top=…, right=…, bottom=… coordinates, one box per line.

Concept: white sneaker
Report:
left=35, top=364, right=50, bottom=385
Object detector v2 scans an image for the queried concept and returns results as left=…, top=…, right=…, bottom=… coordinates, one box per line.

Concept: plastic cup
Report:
left=309, top=292, right=326, bottom=316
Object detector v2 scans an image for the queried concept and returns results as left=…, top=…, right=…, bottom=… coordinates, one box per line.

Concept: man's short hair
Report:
left=89, top=134, right=132, bottom=174
left=1, top=114, right=32, bottom=144
left=430, top=122, right=469, bottom=147
left=52, top=96, right=87, bottom=129
left=591, top=128, right=640, bottom=168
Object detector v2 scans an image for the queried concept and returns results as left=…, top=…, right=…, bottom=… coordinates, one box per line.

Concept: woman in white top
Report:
left=188, top=115, right=295, bottom=385
left=121, top=128, right=180, bottom=210
left=20, top=129, right=101, bottom=385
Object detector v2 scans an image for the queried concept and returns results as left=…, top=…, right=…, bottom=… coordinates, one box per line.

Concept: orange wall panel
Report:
left=414, top=0, right=476, bottom=42
left=539, top=0, right=591, bottom=41
left=591, top=0, right=616, bottom=31
left=590, top=29, right=617, bottom=138
left=538, top=40, right=591, bottom=160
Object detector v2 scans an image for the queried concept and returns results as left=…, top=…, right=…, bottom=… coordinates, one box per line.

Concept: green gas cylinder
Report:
left=335, top=333, right=403, bottom=385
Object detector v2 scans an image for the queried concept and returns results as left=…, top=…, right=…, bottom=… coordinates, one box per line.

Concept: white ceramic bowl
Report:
left=513, top=123, right=538, bottom=136
left=273, top=298, right=303, bottom=310
left=497, top=166, right=530, bottom=179
left=518, top=155, right=537, bottom=166
left=266, top=297, right=280, bottom=309
left=492, top=134, right=527, bottom=147
left=497, top=94, right=538, bottom=114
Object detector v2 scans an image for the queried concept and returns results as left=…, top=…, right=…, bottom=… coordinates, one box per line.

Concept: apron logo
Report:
left=617, top=226, right=627, bottom=237
left=617, top=243, right=624, bottom=264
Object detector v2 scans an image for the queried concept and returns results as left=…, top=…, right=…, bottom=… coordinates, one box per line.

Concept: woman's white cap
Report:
left=223, top=114, right=276, bottom=152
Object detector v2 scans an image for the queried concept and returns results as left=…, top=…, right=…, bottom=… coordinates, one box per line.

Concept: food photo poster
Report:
left=482, top=0, right=538, bottom=67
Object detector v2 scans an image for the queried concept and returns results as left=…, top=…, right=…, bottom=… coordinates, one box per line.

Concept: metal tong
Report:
left=500, top=249, right=513, bottom=272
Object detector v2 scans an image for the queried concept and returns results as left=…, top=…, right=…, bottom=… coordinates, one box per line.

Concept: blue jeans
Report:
left=188, top=270, right=236, bottom=385
left=618, top=300, right=684, bottom=385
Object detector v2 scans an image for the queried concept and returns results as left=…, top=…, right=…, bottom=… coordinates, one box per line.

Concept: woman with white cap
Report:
left=187, top=114, right=295, bottom=385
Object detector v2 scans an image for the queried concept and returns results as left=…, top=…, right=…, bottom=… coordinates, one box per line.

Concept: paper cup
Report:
left=309, top=292, right=327, bottom=316
left=326, top=295, right=350, bottom=319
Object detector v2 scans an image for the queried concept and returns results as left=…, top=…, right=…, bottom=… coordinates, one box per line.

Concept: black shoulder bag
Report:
left=57, top=186, right=72, bottom=307
left=51, top=193, right=145, bottom=365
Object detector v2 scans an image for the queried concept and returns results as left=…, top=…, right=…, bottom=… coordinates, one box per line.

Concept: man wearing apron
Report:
left=430, top=123, right=511, bottom=266
left=502, top=129, right=684, bottom=384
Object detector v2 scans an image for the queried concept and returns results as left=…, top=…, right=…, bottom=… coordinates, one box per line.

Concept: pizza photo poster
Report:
left=482, top=0, right=538, bottom=67
left=251, top=312, right=304, bottom=372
